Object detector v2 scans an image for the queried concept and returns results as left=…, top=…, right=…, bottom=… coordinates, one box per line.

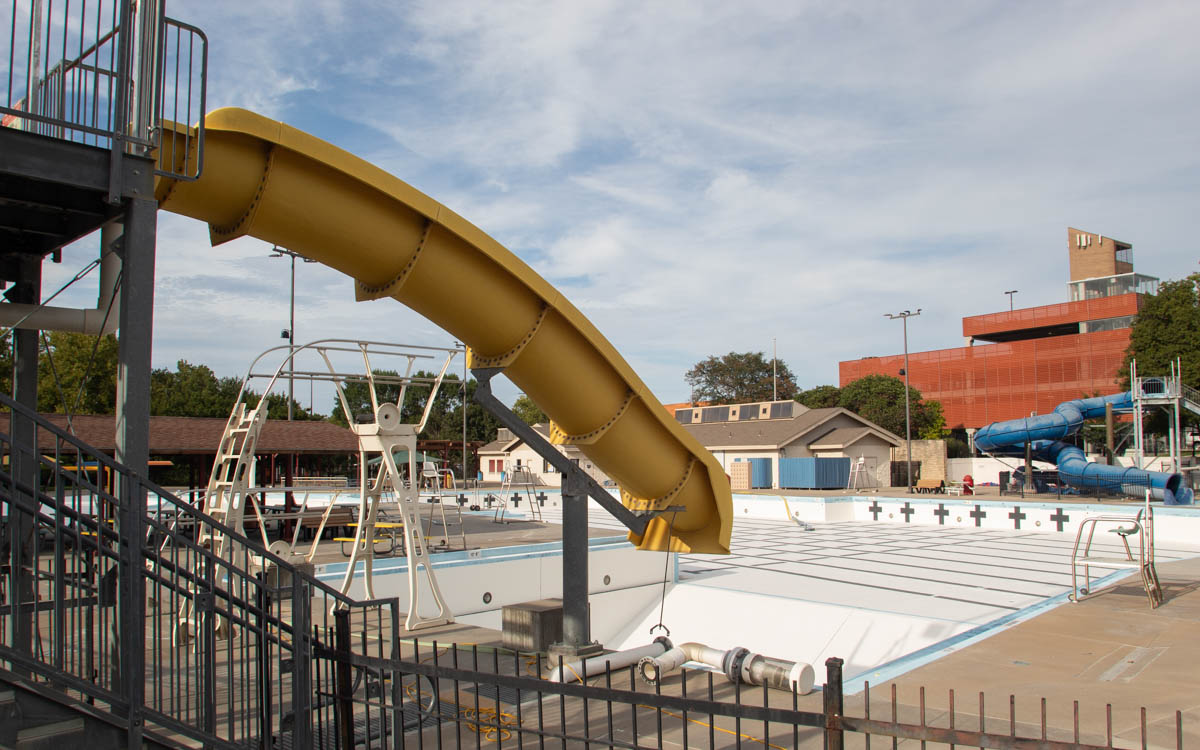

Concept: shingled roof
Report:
left=36, top=414, right=358, bottom=455
left=478, top=423, right=550, bottom=454
left=680, top=407, right=901, bottom=449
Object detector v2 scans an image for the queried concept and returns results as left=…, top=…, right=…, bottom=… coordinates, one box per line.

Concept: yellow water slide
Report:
left=155, top=108, right=731, bottom=554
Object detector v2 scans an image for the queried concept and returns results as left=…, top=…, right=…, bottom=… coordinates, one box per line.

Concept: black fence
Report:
left=890, top=461, right=921, bottom=487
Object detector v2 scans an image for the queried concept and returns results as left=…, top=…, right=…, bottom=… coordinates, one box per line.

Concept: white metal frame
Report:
left=1068, top=492, right=1161, bottom=608
left=181, top=339, right=463, bottom=639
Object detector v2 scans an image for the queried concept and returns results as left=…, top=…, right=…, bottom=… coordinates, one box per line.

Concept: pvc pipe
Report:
left=0, top=222, right=122, bottom=334
left=638, top=642, right=815, bottom=695
left=548, top=636, right=673, bottom=684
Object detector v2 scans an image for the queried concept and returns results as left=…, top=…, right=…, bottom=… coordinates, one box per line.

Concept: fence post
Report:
left=823, top=657, right=844, bottom=750
left=199, top=556, right=217, bottom=740
left=256, top=575, right=273, bottom=749
left=118, top=472, right=147, bottom=748
left=291, top=577, right=312, bottom=749
left=334, top=608, right=354, bottom=749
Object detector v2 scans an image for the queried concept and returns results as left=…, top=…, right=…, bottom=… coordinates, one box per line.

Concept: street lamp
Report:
left=455, top=340, right=468, bottom=487
left=1004, top=289, right=1018, bottom=312
left=884, top=309, right=921, bottom=493
left=270, top=246, right=316, bottom=420
left=772, top=337, right=777, bottom=401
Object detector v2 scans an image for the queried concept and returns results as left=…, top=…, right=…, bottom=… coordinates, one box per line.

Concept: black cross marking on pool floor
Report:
left=900, top=502, right=914, bottom=523
left=1050, top=508, right=1070, bottom=532
left=868, top=501, right=882, bottom=520
left=933, top=504, right=949, bottom=525
left=970, top=504, right=987, bottom=527
left=1009, top=506, right=1027, bottom=529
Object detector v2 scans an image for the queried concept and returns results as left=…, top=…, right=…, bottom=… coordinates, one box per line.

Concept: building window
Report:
left=1082, top=315, right=1135, bottom=333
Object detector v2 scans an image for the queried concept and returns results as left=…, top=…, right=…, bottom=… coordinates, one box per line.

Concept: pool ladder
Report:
left=1068, top=505, right=1161, bottom=608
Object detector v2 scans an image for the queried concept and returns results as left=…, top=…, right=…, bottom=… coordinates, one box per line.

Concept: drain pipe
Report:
left=0, top=222, right=122, bottom=334
left=638, top=643, right=815, bottom=695
left=548, top=637, right=674, bottom=684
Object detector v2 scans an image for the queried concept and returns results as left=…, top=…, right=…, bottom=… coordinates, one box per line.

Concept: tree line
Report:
left=6, top=332, right=503, bottom=446
left=684, top=350, right=946, bottom=439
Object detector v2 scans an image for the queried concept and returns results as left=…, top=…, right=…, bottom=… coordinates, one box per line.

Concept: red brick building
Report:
left=839, top=229, right=1160, bottom=429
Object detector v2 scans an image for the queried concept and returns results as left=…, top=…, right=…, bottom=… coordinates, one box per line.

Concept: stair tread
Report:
left=16, top=717, right=85, bottom=741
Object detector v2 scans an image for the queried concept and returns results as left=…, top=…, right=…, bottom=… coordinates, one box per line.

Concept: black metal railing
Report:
left=316, top=647, right=1188, bottom=750
left=1, top=0, right=206, bottom=180
left=0, top=393, right=396, bottom=748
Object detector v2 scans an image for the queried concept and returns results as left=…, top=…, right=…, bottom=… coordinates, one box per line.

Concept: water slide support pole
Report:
left=473, top=367, right=675, bottom=656
left=1024, top=440, right=1032, bottom=498
left=559, top=469, right=598, bottom=656
left=7, top=253, right=40, bottom=675
left=1105, top=403, right=1114, bottom=465
left=114, top=196, right=157, bottom=477
left=470, top=368, right=650, bottom=534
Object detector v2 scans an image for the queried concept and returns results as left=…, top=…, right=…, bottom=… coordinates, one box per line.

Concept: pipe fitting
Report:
left=636, top=641, right=815, bottom=694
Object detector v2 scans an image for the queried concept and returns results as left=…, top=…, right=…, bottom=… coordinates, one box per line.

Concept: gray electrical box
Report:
left=502, top=599, right=564, bottom=653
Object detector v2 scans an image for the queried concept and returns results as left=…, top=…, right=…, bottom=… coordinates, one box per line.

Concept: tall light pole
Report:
left=456, top=341, right=468, bottom=486
left=1004, top=289, right=1018, bottom=312
left=772, top=337, right=778, bottom=401
left=270, top=246, right=316, bottom=420
left=885, top=309, right=921, bottom=493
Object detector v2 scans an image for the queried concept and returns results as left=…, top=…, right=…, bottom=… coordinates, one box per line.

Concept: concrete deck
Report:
left=305, top=493, right=1200, bottom=744
left=867, top=554, right=1200, bottom=745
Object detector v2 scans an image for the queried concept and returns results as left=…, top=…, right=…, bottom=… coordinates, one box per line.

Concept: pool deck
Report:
left=389, top=492, right=1200, bottom=744
left=866, top=554, right=1200, bottom=744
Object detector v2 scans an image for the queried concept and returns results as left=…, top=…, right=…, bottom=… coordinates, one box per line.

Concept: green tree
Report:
left=796, top=384, right=841, bottom=409
left=512, top=394, right=547, bottom=425
left=685, top=351, right=798, bottom=404
left=1122, top=273, right=1200, bottom=390
left=1120, top=274, right=1200, bottom=437
left=151, top=360, right=314, bottom=420
left=37, top=332, right=119, bottom=414
left=150, top=360, right=243, bottom=417
left=838, top=374, right=945, bottom=438
left=329, top=371, right=499, bottom=441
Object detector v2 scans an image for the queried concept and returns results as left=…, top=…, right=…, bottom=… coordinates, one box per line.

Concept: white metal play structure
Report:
left=1130, top=358, right=1200, bottom=474
left=178, top=340, right=462, bottom=641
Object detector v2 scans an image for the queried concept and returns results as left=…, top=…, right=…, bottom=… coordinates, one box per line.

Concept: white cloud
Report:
left=83, top=1, right=1200, bottom=407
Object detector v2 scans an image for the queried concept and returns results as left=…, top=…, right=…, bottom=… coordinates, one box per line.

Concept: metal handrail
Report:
left=2, top=4, right=206, bottom=180
left=0, top=392, right=401, bottom=748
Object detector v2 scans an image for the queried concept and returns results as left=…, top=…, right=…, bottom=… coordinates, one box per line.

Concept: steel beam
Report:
left=558, top=470, right=596, bottom=654
left=0, top=128, right=154, bottom=200
left=470, top=367, right=648, bottom=536
left=6, top=254, right=40, bottom=676
left=114, top=196, right=156, bottom=476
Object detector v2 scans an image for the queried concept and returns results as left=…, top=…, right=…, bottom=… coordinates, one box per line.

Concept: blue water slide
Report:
left=973, top=393, right=1193, bottom=504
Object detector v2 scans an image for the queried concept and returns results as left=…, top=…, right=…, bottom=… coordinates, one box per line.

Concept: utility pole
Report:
left=457, top=341, right=468, bottom=485
left=885, top=309, right=921, bottom=493
left=772, top=337, right=777, bottom=401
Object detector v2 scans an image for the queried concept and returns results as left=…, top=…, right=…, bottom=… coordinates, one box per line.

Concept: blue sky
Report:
left=43, top=1, right=1200, bottom=413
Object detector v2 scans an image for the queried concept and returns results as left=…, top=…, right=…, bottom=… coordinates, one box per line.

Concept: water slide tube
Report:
left=973, top=393, right=1193, bottom=503
left=154, top=108, right=731, bottom=553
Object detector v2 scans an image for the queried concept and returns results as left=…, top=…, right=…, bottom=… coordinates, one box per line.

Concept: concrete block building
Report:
left=673, top=400, right=901, bottom=489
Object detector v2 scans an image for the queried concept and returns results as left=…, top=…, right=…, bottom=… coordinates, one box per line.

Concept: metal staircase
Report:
left=0, top=394, right=402, bottom=748
left=0, top=666, right=179, bottom=749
